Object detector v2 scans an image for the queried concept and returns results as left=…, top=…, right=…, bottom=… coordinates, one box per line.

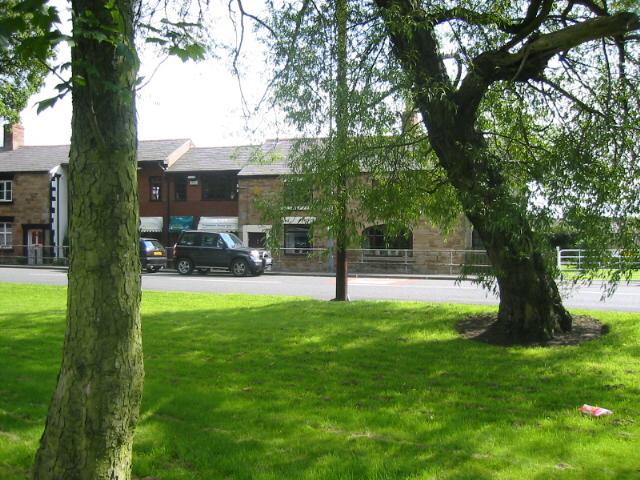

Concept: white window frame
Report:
left=0, top=180, right=12, bottom=202
left=0, top=222, right=12, bottom=249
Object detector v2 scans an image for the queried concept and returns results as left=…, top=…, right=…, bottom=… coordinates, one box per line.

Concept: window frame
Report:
left=201, top=173, right=238, bottom=201
left=174, top=176, right=187, bottom=202
left=362, top=225, right=413, bottom=257
left=0, top=180, right=12, bottom=202
left=149, top=176, right=162, bottom=202
left=284, top=224, right=312, bottom=255
left=0, top=222, right=13, bottom=249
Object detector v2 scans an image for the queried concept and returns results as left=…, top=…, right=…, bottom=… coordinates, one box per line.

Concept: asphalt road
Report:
left=0, top=266, right=638, bottom=312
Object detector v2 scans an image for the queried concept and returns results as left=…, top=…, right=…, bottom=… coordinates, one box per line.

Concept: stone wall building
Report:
left=1, top=126, right=480, bottom=273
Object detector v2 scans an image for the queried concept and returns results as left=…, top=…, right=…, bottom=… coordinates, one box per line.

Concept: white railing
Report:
left=557, top=248, right=640, bottom=271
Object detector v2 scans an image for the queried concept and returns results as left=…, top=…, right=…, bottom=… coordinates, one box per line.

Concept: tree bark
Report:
left=333, top=0, right=349, bottom=301
left=33, top=0, right=143, bottom=478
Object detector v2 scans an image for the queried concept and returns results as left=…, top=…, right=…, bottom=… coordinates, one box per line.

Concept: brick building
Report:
left=1, top=125, right=477, bottom=273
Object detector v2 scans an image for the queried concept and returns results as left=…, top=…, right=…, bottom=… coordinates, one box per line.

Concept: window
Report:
left=202, top=173, right=237, bottom=200
left=284, top=225, right=312, bottom=255
left=150, top=176, right=162, bottom=201
left=178, top=231, right=200, bottom=246
left=248, top=232, right=266, bottom=248
left=0, top=180, right=12, bottom=202
left=0, top=223, right=12, bottom=249
left=362, top=225, right=412, bottom=256
left=174, top=176, right=187, bottom=201
left=202, top=232, right=224, bottom=248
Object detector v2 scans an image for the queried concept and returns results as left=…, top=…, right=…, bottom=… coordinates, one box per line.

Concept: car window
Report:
left=179, top=232, right=200, bottom=246
left=220, top=232, right=244, bottom=248
left=142, top=240, right=160, bottom=250
left=202, top=233, right=221, bottom=248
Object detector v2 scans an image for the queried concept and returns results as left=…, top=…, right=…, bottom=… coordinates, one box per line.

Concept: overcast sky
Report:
left=20, top=0, right=291, bottom=147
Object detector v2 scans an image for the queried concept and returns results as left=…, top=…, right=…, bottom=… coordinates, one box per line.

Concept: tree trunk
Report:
left=332, top=0, right=350, bottom=302
left=33, top=0, right=143, bottom=478
left=334, top=240, right=349, bottom=301
left=431, top=134, right=572, bottom=341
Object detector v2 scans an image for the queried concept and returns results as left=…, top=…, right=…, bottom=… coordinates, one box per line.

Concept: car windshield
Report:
left=143, top=239, right=163, bottom=251
left=220, top=233, right=244, bottom=249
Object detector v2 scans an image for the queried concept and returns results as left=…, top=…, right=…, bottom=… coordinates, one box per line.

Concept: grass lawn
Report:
left=1, top=283, right=639, bottom=480
left=559, top=268, right=640, bottom=282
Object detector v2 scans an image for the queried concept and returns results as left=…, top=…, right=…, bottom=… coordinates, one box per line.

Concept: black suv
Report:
left=173, top=231, right=272, bottom=276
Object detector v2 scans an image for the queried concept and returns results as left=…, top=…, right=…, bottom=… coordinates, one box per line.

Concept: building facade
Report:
left=1, top=125, right=477, bottom=273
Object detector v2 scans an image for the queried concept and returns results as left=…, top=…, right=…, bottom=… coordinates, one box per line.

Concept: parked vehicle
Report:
left=173, top=230, right=272, bottom=276
left=140, top=238, right=167, bottom=273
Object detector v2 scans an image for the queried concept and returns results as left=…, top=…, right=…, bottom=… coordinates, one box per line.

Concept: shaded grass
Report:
left=1, top=283, right=639, bottom=479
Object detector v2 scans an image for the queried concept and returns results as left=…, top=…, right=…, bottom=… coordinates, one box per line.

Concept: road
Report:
left=0, top=267, right=638, bottom=312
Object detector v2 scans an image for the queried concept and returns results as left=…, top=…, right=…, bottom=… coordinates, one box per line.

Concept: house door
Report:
left=27, top=229, right=44, bottom=265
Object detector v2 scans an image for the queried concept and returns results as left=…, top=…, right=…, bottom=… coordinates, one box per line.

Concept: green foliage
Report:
left=256, top=0, right=461, bottom=251
left=0, top=0, right=56, bottom=123
left=2, top=284, right=640, bottom=479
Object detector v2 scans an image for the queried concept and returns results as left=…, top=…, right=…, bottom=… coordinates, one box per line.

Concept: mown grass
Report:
left=0, top=283, right=639, bottom=480
left=559, top=267, right=640, bottom=282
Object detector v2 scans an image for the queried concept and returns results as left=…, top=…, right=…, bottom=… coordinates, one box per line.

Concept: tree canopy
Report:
left=244, top=0, right=640, bottom=340
left=0, top=0, right=54, bottom=124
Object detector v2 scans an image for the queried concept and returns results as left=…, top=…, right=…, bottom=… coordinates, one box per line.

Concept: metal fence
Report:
left=0, top=245, right=69, bottom=266
left=4, top=245, right=635, bottom=276
left=270, top=247, right=492, bottom=275
left=556, top=248, right=640, bottom=272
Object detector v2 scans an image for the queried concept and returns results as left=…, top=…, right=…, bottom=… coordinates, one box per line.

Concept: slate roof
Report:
left=0, top=144, right=70, bottom=173
left=0, top=138, right=191, bottom=173
left=238, top=139, right=295, bottom=177
left=136, top=139, right=192, bottom=163
left=168, top=144, right=260, bottom=173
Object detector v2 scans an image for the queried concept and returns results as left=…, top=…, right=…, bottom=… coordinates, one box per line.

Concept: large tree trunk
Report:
left=33, top=0, right=143, bottom=478
left=430, top=130, right=572, bottom=341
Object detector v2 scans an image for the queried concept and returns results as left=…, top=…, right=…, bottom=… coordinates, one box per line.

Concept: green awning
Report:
left=169, top=216, right=194, bottom=232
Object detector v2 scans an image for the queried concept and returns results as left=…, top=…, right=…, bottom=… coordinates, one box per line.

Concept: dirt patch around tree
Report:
left=456, top=314, right=609, bottom=347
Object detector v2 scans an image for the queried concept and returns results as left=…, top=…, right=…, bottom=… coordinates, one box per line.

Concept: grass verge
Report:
left=0, top=283, right=639, bottom=479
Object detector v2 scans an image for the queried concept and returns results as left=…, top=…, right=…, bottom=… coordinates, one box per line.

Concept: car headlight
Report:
left=250, top=250, right=261, bottom=259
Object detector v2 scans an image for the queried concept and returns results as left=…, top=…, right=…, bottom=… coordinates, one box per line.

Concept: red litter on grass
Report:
left=578, top=404, right=613, bottom=417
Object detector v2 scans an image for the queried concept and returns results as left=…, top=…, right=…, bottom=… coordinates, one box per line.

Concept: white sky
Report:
left=20, top=1, right=292, bottom=147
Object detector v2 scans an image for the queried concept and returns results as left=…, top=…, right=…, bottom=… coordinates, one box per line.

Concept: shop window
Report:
left=248, top=231, right=266, bottom=248
left=0, top=180, right=12, bottom=202
left=0, top=222, right=12, bottom=248
left=284, top=225, right=312, bottom=255
left=150, top=176, right=162, bottom=201
left=202, top=173, right=237, bottom=200
left=362, top=225, right=412, bottom=256
left=174, top=176, right=187, bottom=201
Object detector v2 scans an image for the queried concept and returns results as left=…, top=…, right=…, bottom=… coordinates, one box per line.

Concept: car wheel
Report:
left=146, top=267, right=157, bottom=274
left=231, top=258, right=249, bottom=277
left=197, top=268, right=209, bottom=275
left=176, top=258, right=194, bottom=275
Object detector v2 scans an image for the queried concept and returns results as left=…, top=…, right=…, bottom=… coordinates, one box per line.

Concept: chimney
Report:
left=3, top=124, right=25, bottom=151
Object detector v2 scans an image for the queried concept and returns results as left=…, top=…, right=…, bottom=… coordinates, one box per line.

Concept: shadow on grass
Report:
left=2, top=289, right=639, bottom=479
